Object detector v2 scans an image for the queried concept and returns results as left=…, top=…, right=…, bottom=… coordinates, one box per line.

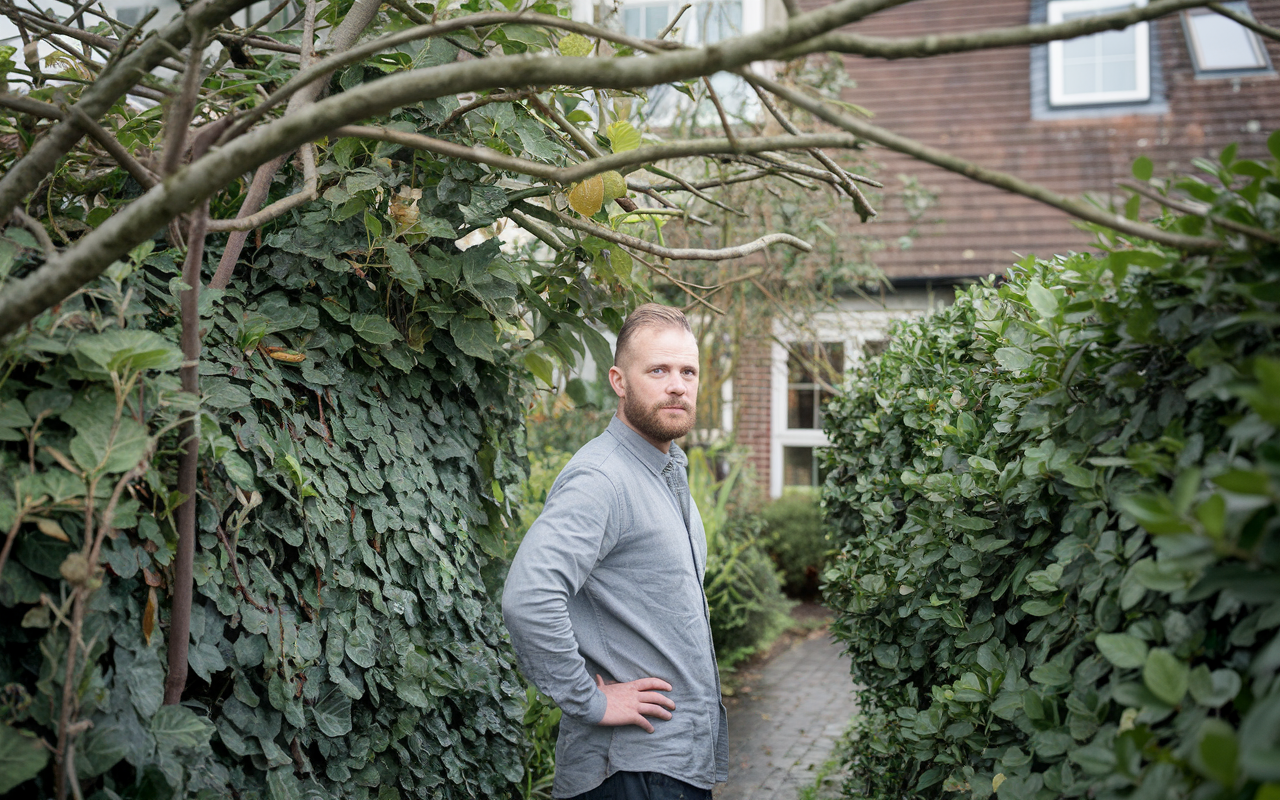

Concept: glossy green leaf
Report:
left=1143, top=648, right=1189, bottom=706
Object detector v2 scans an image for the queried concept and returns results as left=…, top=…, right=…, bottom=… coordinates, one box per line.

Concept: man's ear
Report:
left=607, top=365, right=625, bottom=399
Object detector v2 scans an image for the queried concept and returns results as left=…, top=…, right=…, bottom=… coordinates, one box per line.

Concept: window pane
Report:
left=788, top=388, right=817, bottom=429
left=1062, top=65, right=1097, bottom=95
left=1189, top=10, right=1265, bottom=70
left=788, top=346, right=815, bottom=383
left=700, top=0, right=742, bottom=43
left=624, top=7, right=644, bottom=38
left=1097, top=28, right=1136, bottom=57
left=783, top=446, right=814, bottom=487
left=645, top=5, right=670, bottom=39
left=1100, top=58, right=1137, bottom=91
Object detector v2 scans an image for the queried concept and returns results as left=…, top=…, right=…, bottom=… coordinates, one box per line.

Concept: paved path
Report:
left=714, top=630, right=859, bottom=800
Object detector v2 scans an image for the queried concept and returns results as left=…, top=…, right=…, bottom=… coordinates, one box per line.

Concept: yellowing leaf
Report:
left=143, top=586, right=157, bottom=646
left=33, top=518, right=69, bottom=542
left=606, top=120, right=641, bottom=154
left=567, top=176, right=605, bottom=217
left=601, top=171, right=627, bottom=203
left=992, top=773, right=1006, bottom=792
left=558, top=33, right=593, bottom=57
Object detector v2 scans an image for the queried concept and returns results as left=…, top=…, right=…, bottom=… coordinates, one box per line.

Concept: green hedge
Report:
left=822, top=137, right=1280, bottom=799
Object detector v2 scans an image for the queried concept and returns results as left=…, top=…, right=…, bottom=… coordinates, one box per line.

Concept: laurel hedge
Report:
left=822, top=136, right=1280, bottom=799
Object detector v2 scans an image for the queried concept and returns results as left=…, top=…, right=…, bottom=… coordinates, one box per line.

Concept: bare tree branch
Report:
left=221, top=0, right=912, bottom=142
left=508, top=207, right=569, bottom=250
left=747, top=77, right=877, bottom=220
left=209, top=0, right=381, bottom=290
left=334, top=124, right=862, bottom=183
left=747, top=71, right=1223, bottom=252
left=1117, top=179, right=1280, bottom=245
left=0, top=0, right=258, bottom=222
left=10, top=208, right=57, bottom=257
left=67, top=106, right=159, bottom=190
left=547, top=205, right=812, bottom=260
left=161, top=30, right=209, bottom=176
left=785, top=0, right=1212, bottom=59
left=1208, top=2, right=1280, bottom=42
left=206, top=145, right=318, bottom=232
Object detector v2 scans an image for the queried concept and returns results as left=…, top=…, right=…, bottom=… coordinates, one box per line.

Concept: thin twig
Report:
left=161, top=28, right=208, bottom=176
left=442, top=90, right=534, bottom=128
left=206, top=144, right=318, bottom=232
left=546, top=205, right=812, bottom=260
left=632, top=251, right=726, bottom=315
left=0, top=511, right=25, bottom=580
left=67, top=106, right=158, bottom=189
left=747, top=77, right=878, bottom=219
left=11, top=208, right=56, bottom=257
left=508, top=207, right=568, bottom=250
left=215, top=524, right=270, bottom=611
left=701, top=76, right=739, bottom=152
left=527, top=93, right=605, bottom=158
left=658, top=3, right=693, bottom=39
left=746, top=69, right=1222, bottom=252
left=104, top=7, right=158, bottom=68
left=643, top=164, right=749, bottom=216
left=1116, top=179, right=1280, bottom=245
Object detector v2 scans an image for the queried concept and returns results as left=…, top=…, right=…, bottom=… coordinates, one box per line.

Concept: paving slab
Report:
left=713, top=629, right=859, bottom=800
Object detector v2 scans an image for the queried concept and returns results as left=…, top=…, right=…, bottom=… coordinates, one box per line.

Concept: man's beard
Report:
left=625, top=394, right=696, bottom=443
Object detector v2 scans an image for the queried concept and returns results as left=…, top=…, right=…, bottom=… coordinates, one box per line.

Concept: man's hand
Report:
left=595, top=674, right=675, bottom=733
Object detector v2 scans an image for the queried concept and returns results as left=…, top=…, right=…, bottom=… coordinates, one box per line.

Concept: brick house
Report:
left=719, top=0, right=1280, bottom=496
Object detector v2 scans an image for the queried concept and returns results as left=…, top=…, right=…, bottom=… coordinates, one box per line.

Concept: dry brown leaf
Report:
left=143, top=586, right=157, bottom=646
left=33, top=517, right=69, bottom=542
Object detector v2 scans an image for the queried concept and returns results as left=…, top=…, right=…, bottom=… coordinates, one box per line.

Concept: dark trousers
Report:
left=568, top=771, right=713, bottom=800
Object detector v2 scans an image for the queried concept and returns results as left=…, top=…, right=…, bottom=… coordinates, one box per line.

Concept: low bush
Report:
left=690, top=450, right=794, bottom=671
left=761, top=492, right=829, bottom=597
left=822, top=138, right=1280, bottom=799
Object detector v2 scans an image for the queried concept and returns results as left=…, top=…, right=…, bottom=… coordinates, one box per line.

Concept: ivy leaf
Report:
left=449, top=317, right=497, bottom=361
left=151, top=704, right=215, bottom=750
left=0, top=724, right=49, bottom=793
left=385, top=241, right=423, bottom=297
left=994, top=347, right=1033, bottom=372
left=311, top=686, right=353, bottom=737
left=349, top=314, right=402, bottom=345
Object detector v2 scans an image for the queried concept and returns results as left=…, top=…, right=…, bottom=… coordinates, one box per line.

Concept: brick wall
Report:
left=734, top=329, right=774, bottom=491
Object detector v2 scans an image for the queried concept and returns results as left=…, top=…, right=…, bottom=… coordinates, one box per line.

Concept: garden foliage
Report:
left=0, top=35, right=640, bottom=798
left=761, top=492, right=829, bottom=597
left=823, top=135, right=1280, bottom=799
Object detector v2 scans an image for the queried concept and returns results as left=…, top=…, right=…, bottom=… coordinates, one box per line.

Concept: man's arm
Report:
left=502, top=465, right=675, bottom=730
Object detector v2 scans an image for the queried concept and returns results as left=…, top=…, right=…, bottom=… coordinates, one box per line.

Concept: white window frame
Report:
left=1182, top=3, right=1271, bottom=75
left=1048, top=0, right=1151, bottom=107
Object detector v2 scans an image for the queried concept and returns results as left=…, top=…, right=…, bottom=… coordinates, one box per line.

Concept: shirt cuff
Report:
left=582, top=685, right=607, bottom=725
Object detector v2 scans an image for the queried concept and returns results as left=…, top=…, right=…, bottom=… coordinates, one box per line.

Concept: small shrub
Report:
left=690, top=450, right=794, bottom=670
left=822, top=137, right=1280, bottom=799
left=761, top=491, right=829, bottom=597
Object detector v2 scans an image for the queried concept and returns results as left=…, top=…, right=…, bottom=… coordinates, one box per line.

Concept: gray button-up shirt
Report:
left=503, top=416, right=728, bottom=798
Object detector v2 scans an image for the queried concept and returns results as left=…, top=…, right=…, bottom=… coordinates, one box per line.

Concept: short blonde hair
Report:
left=614, top=304, right=692, bottom=367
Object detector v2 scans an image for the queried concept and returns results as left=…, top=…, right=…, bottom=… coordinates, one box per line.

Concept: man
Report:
left=503, top=304, right=727, bottom=800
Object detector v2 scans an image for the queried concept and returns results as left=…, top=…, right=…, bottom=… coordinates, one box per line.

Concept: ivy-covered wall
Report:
left=0, top=164, right=540, bottom=799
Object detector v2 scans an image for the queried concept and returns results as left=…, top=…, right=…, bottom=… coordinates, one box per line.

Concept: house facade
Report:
left=728, top=0, right=1280, bottom=495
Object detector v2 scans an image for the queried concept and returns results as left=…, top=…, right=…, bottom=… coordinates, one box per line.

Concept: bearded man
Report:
left=503, top=303, right=727, bottom=800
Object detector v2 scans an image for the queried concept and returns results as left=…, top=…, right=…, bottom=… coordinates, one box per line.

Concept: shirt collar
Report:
left=607, top=414, right=686, bottom=476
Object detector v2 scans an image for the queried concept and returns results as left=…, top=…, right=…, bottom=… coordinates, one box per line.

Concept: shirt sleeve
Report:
left=502, top=464, right=620, bottom=724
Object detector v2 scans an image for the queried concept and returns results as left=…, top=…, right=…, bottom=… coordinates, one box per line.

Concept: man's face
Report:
left=609, top=325, right=699, bottom=450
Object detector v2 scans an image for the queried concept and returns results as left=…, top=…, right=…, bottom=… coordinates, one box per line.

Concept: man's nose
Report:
left=667, top=377, right=685, bottom=394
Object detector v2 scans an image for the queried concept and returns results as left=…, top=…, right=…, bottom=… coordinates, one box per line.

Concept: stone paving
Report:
left=713, top=628, right=859, bottom=800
